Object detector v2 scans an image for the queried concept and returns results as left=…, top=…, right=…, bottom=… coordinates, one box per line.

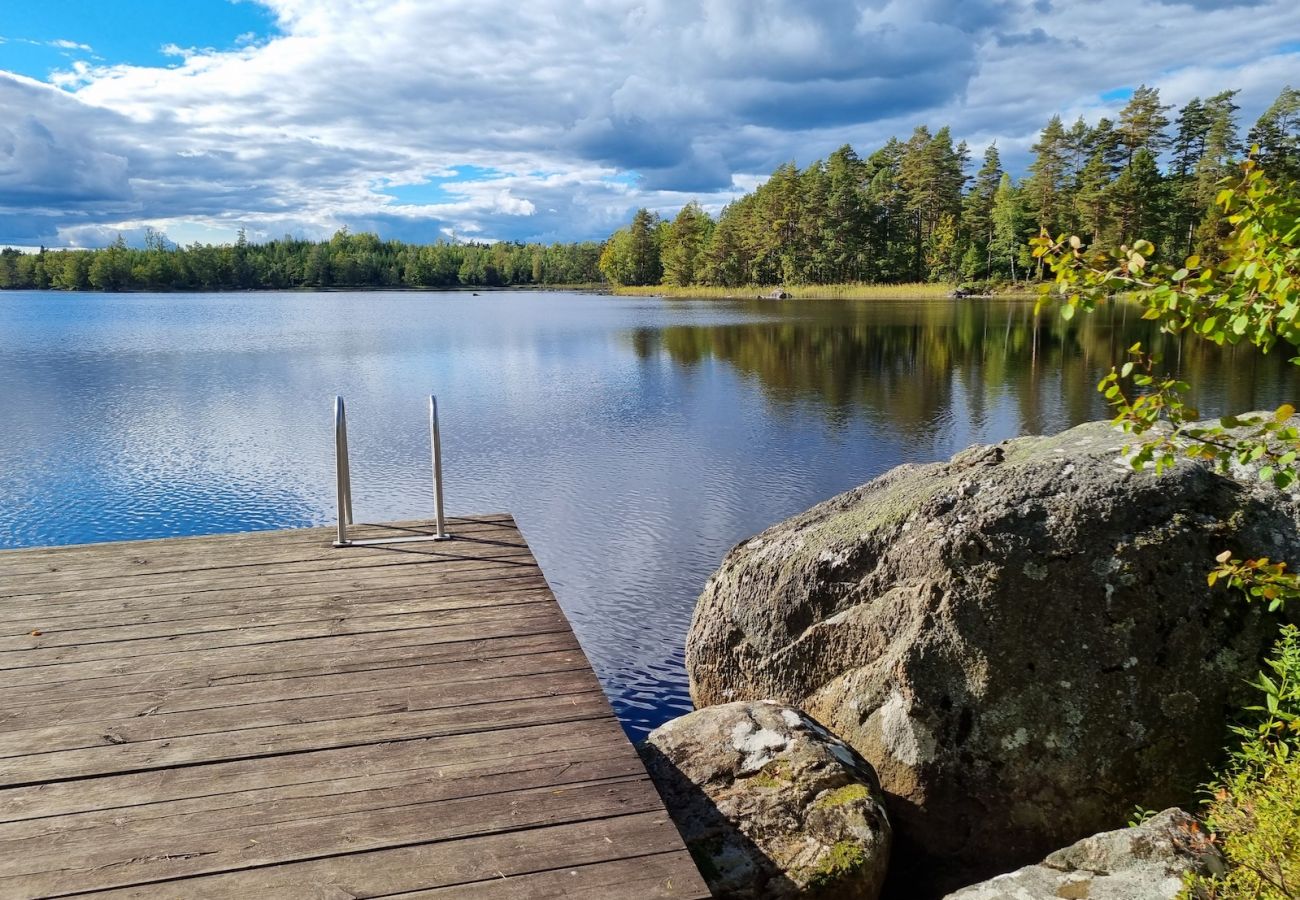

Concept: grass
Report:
left=612, top=282, right=959, bottom=300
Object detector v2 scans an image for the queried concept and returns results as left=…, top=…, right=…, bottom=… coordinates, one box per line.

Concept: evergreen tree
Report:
left=661, top=202, right=713, bottom=286
left=1117, top=84, right=1172, bottom=165
left=700, top=202, right=746, bottom=286
left=1025, top=115, right=1071, bottom=243
left=990, top=173, right=1027, bottom=281
left=823, top=145, right=871, bottom=281
left=1192, top=91, right=1243, bottom=256
left=1109, top=148, right=1168, bottom=246
left=961, top=144, right=1002, bottom=279
left=863, top=138, right=909, bottom=281
left=1075, top=118, right=1122, bottom=245
left=899, top=126, right=967, bottom=281
left=1248, top=86, right=1300, bottom=184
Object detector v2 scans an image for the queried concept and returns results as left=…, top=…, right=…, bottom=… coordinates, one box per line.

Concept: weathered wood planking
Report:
left=0, top=517, right=708, bottom=899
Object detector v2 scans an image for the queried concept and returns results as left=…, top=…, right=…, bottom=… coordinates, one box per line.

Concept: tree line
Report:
left=0, top=229, right=604, bottom=292
left=600, top=84, right=1300, bottom=287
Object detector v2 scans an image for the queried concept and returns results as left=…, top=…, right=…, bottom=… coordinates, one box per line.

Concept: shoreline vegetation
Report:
left=613, top=282, right=1036, bottom=300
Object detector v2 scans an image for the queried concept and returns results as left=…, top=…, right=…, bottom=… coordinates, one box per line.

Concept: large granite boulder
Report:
left=686, top=419, right=1297, bottom=892
left=641, top=700, right=891, bottom=899
left=943, top=808, right=1224, bottom=899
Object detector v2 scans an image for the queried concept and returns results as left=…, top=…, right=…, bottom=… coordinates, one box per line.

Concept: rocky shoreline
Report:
left=643, top=418, right=1297, bottom=898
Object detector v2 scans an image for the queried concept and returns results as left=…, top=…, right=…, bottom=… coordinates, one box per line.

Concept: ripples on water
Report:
left=2, top=291, right=1296, bottom=738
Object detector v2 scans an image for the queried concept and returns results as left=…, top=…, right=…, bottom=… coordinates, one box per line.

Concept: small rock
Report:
left=641, top=700, right=891, bottom=899
left=942, top=808, right=1223, bottom=899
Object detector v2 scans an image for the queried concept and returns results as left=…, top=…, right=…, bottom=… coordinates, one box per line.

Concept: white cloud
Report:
left=0, top=0, right=1296, bottom=246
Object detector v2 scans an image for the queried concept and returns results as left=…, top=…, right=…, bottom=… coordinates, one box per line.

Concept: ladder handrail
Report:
left=333, top=395, right=451, bottom=547
left=429, top=396, right=447, bottom=540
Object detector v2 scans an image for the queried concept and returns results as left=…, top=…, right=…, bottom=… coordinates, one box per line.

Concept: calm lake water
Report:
left=2, top=290, right=1297, bottom=737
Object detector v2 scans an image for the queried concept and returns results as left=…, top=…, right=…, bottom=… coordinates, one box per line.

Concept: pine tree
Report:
left=661, top=202, right=713, bottom=286
left=864, top=138, right=909, bottom=281
left=899, top=126, right=967, bottom=280
left=1075, top=118, right=1122, bottom=245
left=823, top=145, right=871, bottom=282
left=1172, top=97, right=1211, bottom=179
left=1109, top=148, right=1168, bottom=246
left=961, top=144, right=1002, bottom=279
left=796, top=161, right=831, bottom=283
left=1025, top=115, right=1071, bottom=257
left=700, top=202, right=746, bottom=286
left=1248, top=86, right=1300, bottom=183
left=1117, top=85, right=1172, bottom=165
left=990, top=173, right=1027, bottom=281
left=1192, top=91, right=1243, bottom=256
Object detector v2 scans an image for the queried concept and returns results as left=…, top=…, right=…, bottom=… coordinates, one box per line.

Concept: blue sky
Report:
left=1, top=0, right=1298, bottom=248
left=0, top=1, right=274, bottom=79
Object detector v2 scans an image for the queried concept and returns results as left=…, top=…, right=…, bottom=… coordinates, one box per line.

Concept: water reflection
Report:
left=632, top=298, right=1298, bottom=452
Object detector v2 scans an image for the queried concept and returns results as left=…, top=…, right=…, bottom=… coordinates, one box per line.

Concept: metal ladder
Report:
left=332, top=395, right=450, bottom=547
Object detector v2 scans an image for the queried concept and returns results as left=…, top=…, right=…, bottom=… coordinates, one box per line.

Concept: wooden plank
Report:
left=0, top=716, right=633, bottom=823
left=0, top=545, right=541, bottom=602
left=0, top=567, right=550, bottom=628
left=0, top=517, right=518, bottom=577
left=0, top=521, right=531, bottom=583
left=0, top=646, right=589, bottom=732
left=80, top=812, right=705, bottom=900
left=0, top=618, right=575, bottom=688
left=1, top=751, right=641, bottom=849
left=398, top=852, right=712, bottom=899
left=0, top=772, right=667, bottom=895
left=0, top=630, right=579, bottom=711
left=0, top=561, right=545, bottom=622
left=0, top=587, right=556, bottom=651
left=0, top=688, right=613, bottom=786
left=0, top=602, right=570, bottom=670
left=0, top=665, right=602, bottom=760
left=0, top=571, right=552, bottom=631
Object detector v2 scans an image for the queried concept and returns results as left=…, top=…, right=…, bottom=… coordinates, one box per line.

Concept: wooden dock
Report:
left=0, top=516, right=710, bottom=899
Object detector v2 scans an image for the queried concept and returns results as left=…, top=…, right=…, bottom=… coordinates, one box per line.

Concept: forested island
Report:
left=0, top=84, right=1295, bottom=294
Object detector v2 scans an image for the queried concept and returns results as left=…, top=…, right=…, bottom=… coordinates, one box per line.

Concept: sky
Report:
left=0, top=0, right=1297, bottom=249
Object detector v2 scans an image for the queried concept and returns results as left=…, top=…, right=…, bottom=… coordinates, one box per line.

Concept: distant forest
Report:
left=2, top=84, right=1296, bottom=293
left=0, top=232, right=605, bottom=292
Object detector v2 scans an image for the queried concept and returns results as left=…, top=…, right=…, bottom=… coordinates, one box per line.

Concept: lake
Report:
left=2, top=290, right=1296, bottom=738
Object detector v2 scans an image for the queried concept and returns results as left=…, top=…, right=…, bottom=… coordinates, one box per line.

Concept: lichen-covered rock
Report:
left=943, top=808, right=1224, bottom=899
left=686, top=419, right=1297, bottom=892
left=641, top=700, right=891, bottom=899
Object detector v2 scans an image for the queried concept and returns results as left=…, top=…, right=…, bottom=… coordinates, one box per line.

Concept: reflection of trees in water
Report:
left=630, top=300, right=1300, bottom=438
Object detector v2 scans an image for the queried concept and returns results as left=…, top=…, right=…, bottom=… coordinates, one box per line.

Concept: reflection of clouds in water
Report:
left=4, top=291, right=1298, bottom=738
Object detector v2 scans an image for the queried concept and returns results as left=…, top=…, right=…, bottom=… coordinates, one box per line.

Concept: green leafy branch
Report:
left=1032, top=156, right=1300, bottom=351
left=1220, top=624, right=1300, bottom=774
left=1034, top=158, right=1300, bottom=625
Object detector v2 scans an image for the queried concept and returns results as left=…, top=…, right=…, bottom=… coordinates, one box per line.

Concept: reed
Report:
left=611, top=282, right=959, bottom=300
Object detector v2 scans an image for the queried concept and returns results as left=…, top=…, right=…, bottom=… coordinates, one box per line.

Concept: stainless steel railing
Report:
left=333, top=394, right=451, bottom=547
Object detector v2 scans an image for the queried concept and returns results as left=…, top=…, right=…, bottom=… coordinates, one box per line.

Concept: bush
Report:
left=1185, top=625, right=1300, bottom=899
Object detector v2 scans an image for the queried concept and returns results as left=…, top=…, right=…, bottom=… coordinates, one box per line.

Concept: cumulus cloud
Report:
left=0, top=0, right=1296, bottom=246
